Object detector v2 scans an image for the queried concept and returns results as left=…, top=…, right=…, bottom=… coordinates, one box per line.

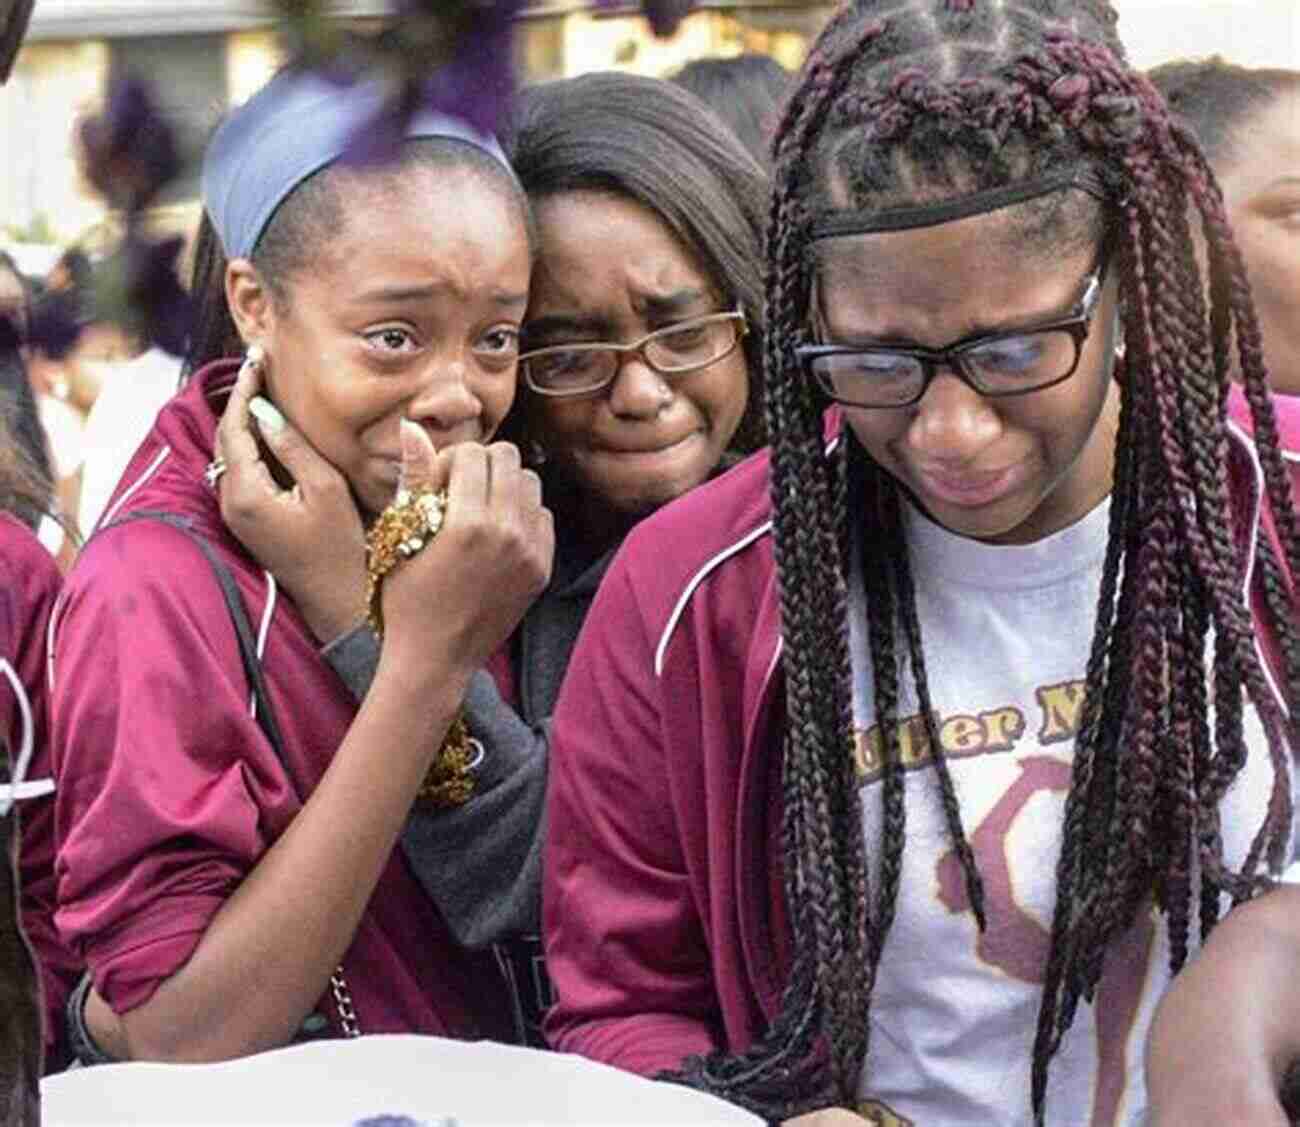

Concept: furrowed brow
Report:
left=522, top=313, right=613, bottom=342
left=641, top=288, right=710, bottom=318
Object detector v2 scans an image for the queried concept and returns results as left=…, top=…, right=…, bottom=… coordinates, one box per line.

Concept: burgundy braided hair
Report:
left=665, top=1, right=1300, bottom=1122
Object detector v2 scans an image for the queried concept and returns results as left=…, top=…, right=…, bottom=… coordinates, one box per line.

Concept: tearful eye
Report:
left=656, top=326, right=709, bottom=352
left=532, top=350, right=601, bottom=380
left=855, top=351, right=917, bottom=377
left=365, top=326, right=418, bottom=354
left=968, top=334, right=1046, bottom=374
left=477, top=327, right=520, bottom=356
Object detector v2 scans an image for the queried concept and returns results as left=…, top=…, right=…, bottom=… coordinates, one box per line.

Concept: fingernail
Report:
left=400, top=418, right=425, bottom=454
left=249, top=396, right=285, bottom=434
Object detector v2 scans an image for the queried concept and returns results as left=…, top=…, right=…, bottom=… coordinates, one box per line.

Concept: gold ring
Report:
left=365, top=487, right=448, bottom=637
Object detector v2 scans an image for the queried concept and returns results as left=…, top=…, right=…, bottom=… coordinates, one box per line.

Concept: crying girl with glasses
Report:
left=206, top=69, right=770, bottom=1050
left=509, top=76, right=766, bottom=543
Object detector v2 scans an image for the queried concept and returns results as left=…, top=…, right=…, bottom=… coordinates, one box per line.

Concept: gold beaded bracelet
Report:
left=365, top=486, right=479, bottom=809
left=366, top=487, right=448, bottom=638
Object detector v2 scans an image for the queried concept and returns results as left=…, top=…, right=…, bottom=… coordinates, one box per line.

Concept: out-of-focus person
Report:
left=44, top=247, right=90, bottom=300
left=27, top=248, right=120, bottom=415
left=0, top=249, right=80, bottom=565
left=0, top=250, right=28, bottom=335
left=0, top=252, right=52, bottom=534
left=1150, top=57, right=1300, bottom=396
left=0, top=403, right=79, bottom=1079
left=670, top=53, right=791, bottom=167
left=76, top=344, right=180, bottom=535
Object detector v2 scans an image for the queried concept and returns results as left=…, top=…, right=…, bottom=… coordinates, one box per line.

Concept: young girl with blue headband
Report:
left=50, top=68, right=550, bottom=1064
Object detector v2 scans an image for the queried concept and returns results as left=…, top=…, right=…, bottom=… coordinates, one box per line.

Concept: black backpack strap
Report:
left=103, top=510, right=288, bottom=766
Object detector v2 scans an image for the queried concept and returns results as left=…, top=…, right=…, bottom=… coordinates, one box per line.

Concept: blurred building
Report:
left=0, top=1, right=833, bottom=250
left=2, top=0, right=1292, bottom=251
left=517, top=2, right=830, bottom=80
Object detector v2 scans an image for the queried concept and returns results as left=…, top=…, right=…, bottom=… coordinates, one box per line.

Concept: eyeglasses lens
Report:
left=810, top=328, right=1079, bottom=407
left=526, top=317, right=739, bottom=395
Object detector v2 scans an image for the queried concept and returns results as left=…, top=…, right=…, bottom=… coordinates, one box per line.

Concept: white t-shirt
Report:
left=847, top=498, right=1291, bottom=1127
left=36, top=393, right=84, bottom=479
left=77, top=348, right=179, bottom=534
left=35, top=394, right=84, bottom=555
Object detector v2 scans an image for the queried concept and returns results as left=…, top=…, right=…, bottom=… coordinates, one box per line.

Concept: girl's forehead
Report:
left=812, top=217, right=1097, bottom=339
left=289, top=179, right=530, bottom=310
left=816, top=209, right=1052, bottom=286
left=1220, top=89, right=1300, bottom=195
left=327, top=166, right=525, bottom=253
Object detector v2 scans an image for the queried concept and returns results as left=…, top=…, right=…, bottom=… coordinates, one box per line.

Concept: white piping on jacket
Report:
left=45, top=593, right=62, bottom=699
left=654, top=436, right=841, bottom=679
left=249, top=571, right=278, bottom=719
left=654, top=521, right=772, bottom=677
left=98, top=445, right=171, bottom=532
left=0, top=658, right=51, bottom=814
left=47, top=445, right=172, bottom=692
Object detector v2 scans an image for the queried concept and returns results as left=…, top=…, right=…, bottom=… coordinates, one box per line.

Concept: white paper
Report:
left=41, top=1034, right=762, bottom=1127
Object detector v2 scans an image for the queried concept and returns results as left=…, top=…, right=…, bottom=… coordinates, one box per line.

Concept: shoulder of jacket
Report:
left=618, top=447, right=775, bottom=610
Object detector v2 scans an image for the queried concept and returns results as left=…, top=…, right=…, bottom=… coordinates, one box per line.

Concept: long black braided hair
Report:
left=665, top=1, right=1300, bottom=1121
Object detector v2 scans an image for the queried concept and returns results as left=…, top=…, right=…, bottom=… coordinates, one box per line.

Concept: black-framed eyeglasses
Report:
left=519, top=308, right=747, bottom=398
left=796, top=255, right=1109, bottom=409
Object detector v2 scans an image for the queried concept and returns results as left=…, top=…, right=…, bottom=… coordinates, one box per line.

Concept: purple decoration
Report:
left=317, top=0, right=697, bottom=167
left=419, top=0, right=523, bottom=138
left=78, top=74, right=181, bottom=212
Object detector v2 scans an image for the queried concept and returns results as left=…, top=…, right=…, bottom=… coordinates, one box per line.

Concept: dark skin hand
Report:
left=213, top=359, right=368, bottom=644
left=1146, top=886, right=1300, bottom=1127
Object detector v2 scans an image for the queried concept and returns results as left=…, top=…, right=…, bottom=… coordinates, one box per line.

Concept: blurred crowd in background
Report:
left=0, top=0, right=1293, bottom=573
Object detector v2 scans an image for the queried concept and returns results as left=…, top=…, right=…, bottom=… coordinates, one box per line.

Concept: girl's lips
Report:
left=596, top=430, right=701, bottom=457
left=914, top=463, right=1023, bottom=508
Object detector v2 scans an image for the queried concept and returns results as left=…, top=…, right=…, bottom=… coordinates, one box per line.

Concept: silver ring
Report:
left=204, top=457, right=228, bottom=489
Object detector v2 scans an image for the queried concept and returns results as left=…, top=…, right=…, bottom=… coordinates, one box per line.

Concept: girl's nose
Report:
left=907, top=368, right=1002, bottom=463
left=406, top=360, right=484, bottom=443
left=607, top=355, right=673, bottom=420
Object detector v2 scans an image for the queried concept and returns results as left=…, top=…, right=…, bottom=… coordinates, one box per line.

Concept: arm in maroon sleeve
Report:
left=49, top=524, right=274, bottom=1017
left=542, top=555, right=721, bottom=1075
left=50, top=520, right=478, bottom=1061
left=0, top=515, right=77, bottom=1071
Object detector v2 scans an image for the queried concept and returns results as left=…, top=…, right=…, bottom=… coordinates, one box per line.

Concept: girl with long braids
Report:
left=541, top=1, right=1300, bottom=1124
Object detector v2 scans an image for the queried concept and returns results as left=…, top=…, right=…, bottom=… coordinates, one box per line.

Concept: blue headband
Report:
left=201, top=70, right=513, bottom=260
